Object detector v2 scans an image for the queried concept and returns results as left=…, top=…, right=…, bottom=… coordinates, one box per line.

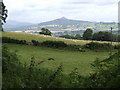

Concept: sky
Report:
left=3, top=0, right=120, bottom=24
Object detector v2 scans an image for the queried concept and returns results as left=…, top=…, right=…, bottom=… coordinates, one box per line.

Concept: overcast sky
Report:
left=3, top=0, right=119, bottom=24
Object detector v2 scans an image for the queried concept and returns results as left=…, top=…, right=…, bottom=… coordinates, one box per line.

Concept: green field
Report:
left=2, top=32, right=118, bottom=45
left=4, top=43, right=111, bottom=75
left=2, top=32, right=118, bottom=75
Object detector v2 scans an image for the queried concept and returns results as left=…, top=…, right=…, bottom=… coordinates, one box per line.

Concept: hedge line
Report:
left=84, top=42, right=114, bottom=51
left=2, top=37, right=119, bottom=51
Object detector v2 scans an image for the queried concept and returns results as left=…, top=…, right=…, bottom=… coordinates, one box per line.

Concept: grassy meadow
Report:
left=2, top=32, right=118, bottom=45
left=2, top=32, right=118, bottom=75
left=4, top=43, right=111, bottom=75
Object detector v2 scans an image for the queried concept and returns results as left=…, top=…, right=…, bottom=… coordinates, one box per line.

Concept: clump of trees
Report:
left=60, top=28, right=119, bottom=42
left=2, top=37, right=27, bottom=44
left=41, top=41, right=67, bottom=48
left=83, top=28, right=93, bottom=40
left=92, top=31, right=112, bottom=41
left=92, top=31, right=120, bottom=42
left=39, top=28, right=52, bottom=36
left=84, top=42, right=113, bottom=51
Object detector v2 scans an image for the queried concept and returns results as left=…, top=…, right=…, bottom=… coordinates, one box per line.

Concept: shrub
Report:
left=31, top=40, right=39, bottom=46
left=87, top=51, right=120, bottom=88
left=2, top=45, right=65, bottom=88
left=114, top=45, right=120, bottom=49
left=41, top=41, right=67, bottom=48
left=2, top=37, right=26, bottom=45
left=84, top=42, right=113, bottom=51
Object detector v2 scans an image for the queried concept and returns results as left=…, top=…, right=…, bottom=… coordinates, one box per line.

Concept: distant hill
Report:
left=3, top=17, right=118, bottom=33
left=3, top=20, right=33, bottom=31
left=3, top=20, right=32, bottom=27
left=38, top=17, right=90, bottom=26
left=38, top=17, right=117, bottom=33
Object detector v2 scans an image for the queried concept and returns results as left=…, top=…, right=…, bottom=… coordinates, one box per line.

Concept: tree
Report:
left=75, top=34, right=82, bottom=40
left=0, top=1, right=8, bottom=31
left=83, top=28, right=93, bottom=40
left=93, top=31, right=104, bottom=41
left=93, top=31, right=112, bottom=41
left=39, top=28, right=52, bottom=36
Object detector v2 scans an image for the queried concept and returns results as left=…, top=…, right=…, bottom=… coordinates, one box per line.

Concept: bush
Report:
left=31, top=40, right=39, bottom=46
left=84, top=42, right=113, bottom=51
left=2, top=37, right=26, bottom=45
left=41, top=41, right=67, bottom=48
left=2, top=45, right=65, bottom=88
left=87, top=51, right=120, bottom=88
left=114, top=45, right=120, bottom=49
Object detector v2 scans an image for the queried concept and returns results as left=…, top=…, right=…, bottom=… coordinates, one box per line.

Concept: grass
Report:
left=4, top=43, right=112, bottom=75
left=2, top=32, right=118, bottom=45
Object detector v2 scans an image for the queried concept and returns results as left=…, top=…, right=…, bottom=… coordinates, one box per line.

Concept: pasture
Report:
left=4, top=43, right=111, bottom=75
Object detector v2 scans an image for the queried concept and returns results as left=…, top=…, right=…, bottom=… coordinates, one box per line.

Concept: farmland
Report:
left=4, top=43, right=111, bottom=75
left=2, top=31, right=119, bottom=88
left=2, top=32, right=118, bottom=45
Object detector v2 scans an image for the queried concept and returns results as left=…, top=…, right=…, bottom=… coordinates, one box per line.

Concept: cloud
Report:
left=4, top=0, right=119, bottom=23
left=64, top=0, right=119, bottom=5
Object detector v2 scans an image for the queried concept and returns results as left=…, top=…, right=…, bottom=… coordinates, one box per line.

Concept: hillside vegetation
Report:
left=2, top=32, right=118, bottom=45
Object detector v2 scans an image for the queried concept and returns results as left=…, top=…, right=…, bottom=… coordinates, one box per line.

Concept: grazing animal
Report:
left=78, top=48, right=86, bottom=52
left=48, top=58, right=54, bottom=61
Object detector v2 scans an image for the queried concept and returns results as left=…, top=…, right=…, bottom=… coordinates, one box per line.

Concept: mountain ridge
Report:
left=3, top=17, right=117, bottom=32
left=38, top=17, right=91, bottom=26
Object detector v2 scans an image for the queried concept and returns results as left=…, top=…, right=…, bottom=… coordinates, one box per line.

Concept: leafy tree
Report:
left=39, top=28, right=52, bottom=36
left=75, top=34, right=82, bottom=40
left=93, top=31, right=112, bottom=41
left=112, top=34, right=120, bottom=42
left=0, top=1, right=8, bottom=31
left=83, top=28, right=93, bottom=40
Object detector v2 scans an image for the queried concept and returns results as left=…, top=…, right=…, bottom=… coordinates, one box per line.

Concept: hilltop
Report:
left=3, top=17, right=118, bottom=33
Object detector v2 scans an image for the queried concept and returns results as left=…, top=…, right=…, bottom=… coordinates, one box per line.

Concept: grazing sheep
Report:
left=78, top=48, right=86, bottom=52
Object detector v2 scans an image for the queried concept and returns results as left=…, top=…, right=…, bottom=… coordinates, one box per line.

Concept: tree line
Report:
left=59, top=28, right=120, bottom=42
